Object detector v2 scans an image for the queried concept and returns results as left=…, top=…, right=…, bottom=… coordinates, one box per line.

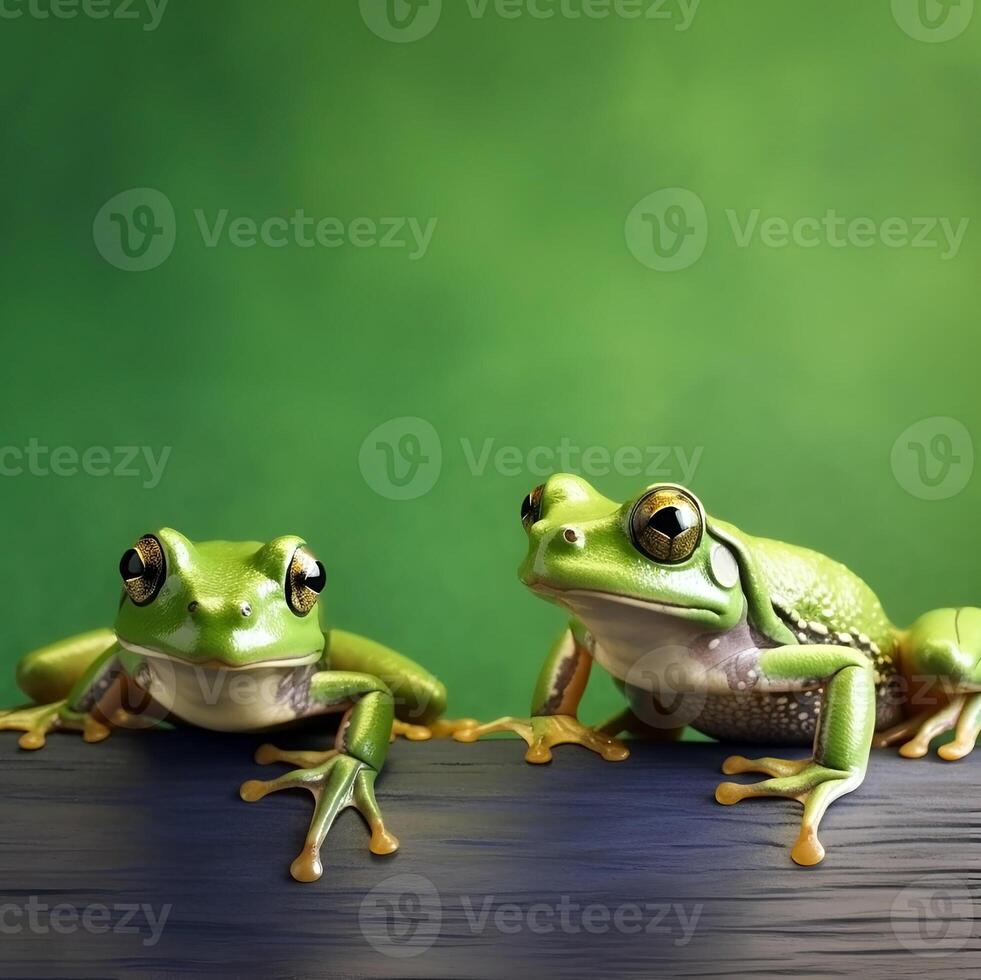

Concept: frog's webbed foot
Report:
left=241, top=749, right=397, bottom=882
left=0, top=700, right=108, bottom=750
left=874, top=694, right=981, bottom=761
left=390, top=716, right=480, bottom=742
left=453, top=714, right=629, bottom=764
left=716, top=756, right=863, bottom=866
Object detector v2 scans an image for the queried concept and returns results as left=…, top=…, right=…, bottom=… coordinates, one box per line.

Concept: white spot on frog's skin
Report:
left=709, top=542, right=739, bottom=588
left=708, top=638, right=721, bottom=650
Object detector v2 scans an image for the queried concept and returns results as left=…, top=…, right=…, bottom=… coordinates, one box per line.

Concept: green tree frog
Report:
left=1, top=529, right=468, bottom=882
left=456, top=475, right=981, bottom=866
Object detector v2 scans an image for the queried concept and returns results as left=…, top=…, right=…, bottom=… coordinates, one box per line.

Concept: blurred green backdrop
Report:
left=0, top=0, right=979, bottom=734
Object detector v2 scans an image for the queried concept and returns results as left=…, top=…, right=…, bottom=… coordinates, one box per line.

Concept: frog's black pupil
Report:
left=520, top=493, right=534, bottom=523
left=304, top=560, right=326, bottom=593
left=119, top=548, right=145, bottom=580
left=647, top=505, right=693, bottom=539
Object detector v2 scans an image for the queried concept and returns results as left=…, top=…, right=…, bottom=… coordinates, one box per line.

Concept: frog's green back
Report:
left=739, top=531, right=896, bottom=657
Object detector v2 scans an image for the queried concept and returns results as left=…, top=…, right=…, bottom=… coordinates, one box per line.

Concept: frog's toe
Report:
left=253, top=742, right=337, bottom=767
left=895, top=696, right=966, bottom=759
left=452, top=715, right=534, bottom=744
left=721, top=754, right=810, bottom=778
left=425, top=717, right=480, bottom=739
left=390, top=719, right=433, bottom=742
left=791, top=826, right=826, bottom=867
left=936, top=693, right=981, bottom=761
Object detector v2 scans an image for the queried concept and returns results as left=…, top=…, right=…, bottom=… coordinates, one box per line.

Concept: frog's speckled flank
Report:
left=456, top=475, right=981, bottom=867
left=2, top=529, right=471, bottom=882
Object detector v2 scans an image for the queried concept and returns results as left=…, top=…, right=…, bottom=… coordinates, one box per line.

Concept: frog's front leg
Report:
left=877, top=608, right=981, bottom=760
left=326, top=629, right=474, bottom=740
left=454, top=622, right=629, bottom=763
left=1, top=643, right=124, bottom=750
left=239, top=670, right=399, bottom=883
left=715, top=645, right=876, bottom=866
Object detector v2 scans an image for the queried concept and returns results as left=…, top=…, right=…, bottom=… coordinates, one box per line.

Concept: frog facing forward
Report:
left=456, top=475, right=981, bottom=865
left=1, top=529, right=467, bottom=882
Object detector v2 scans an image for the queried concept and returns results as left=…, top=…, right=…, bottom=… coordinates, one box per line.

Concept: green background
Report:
left=1, top=0, right=979, bottom=732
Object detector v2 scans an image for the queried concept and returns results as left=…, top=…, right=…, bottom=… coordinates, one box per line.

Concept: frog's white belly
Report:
left=560, top=589, right=772, bottom=696
left=127, top=655, right=327, bottom=732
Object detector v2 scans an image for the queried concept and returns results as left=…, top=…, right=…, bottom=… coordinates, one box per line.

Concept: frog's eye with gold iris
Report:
left=520, top=484, right=545, bottom=530
left=119, top=534, right=166, bottom=606
left=629, top=487, right=704, bottom=564
left=286, top=546, right=327, bottom=616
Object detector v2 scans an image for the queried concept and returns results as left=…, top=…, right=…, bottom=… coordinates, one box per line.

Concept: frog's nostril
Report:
left=240, top=602, right=253, bottom=618
left=187, top=600, right=199, bottom=613
left=562, top=527, right=582, bottom=545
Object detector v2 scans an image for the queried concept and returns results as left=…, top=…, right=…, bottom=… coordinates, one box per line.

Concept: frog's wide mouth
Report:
left=527, top=582, right=724, bottom=625
left=116, top=638, right=322, bottom=671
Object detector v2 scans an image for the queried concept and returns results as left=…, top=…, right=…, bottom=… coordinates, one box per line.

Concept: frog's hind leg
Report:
left=891, top=608, right=981, bottom=761
left=715, top=645, right=876, bottom=866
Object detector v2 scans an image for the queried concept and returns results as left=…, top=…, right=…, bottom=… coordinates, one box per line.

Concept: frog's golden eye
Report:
left=119, top=534, right=166, bottom=606
left=286, top=546, right=326, bottom=616
left=520, top=484, right=545, bottom=530
left=629, top=487, right=703, bottom=564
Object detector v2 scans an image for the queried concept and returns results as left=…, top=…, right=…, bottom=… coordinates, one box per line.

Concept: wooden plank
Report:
left=0, top=730, right=979, bottom=978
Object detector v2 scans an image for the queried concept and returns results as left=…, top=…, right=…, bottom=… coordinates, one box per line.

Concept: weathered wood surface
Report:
left=0, top=731, right=979, bottom=978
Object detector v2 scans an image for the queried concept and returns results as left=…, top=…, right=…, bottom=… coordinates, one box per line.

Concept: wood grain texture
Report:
left=0, top=731, right=979, bottom=978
